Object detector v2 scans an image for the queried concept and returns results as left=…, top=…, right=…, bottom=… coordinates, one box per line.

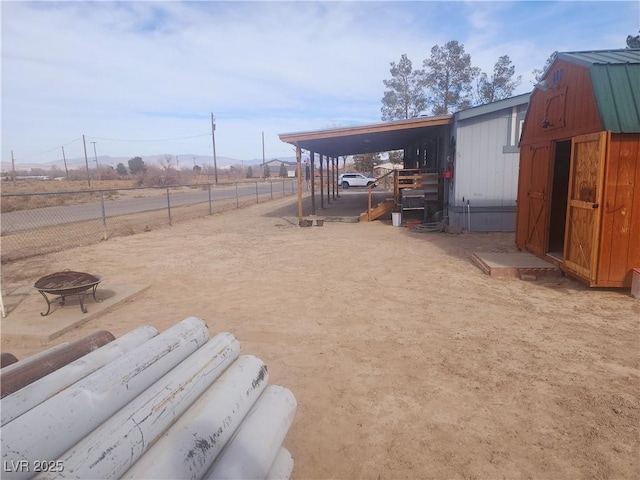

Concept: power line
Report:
left=13, top=138, right=82, bottom=160
left=86, top=133, right=210, bottom=143
left=9, top=132, right=210, bottom=163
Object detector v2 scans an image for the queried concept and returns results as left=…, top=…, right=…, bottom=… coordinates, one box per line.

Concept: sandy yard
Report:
left=1, top=193, right=639, bottom=479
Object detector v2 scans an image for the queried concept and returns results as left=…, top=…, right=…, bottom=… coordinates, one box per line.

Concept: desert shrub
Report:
left=116, top=163, right=128, bottom=176
left=128, top=157, right=146, bottom=174
left=68, top=170, right=88, bottom=182
left=99, top=167, right=118, bottom=181
left=137, top=165, right=181, bottom=187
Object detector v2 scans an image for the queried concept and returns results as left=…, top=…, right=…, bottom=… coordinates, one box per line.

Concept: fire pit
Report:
left=34, top=270, right=102, bottom=316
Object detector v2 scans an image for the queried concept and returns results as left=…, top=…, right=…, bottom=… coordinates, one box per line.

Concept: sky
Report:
left=1, top=0, right=638, bottom=169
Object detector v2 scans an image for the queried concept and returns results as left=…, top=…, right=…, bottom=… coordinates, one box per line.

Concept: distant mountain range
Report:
left=1, top=154, right=299, bottom=173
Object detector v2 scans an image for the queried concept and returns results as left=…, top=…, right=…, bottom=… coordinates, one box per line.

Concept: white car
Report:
left=339, top=173, right=378, bottom=189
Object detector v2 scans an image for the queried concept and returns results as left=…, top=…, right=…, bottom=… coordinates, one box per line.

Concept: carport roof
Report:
left=279, top=115, right=452, bottom=157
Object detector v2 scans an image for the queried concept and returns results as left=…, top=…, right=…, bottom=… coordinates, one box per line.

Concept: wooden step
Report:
left=359, top=199, right=395, bottom=222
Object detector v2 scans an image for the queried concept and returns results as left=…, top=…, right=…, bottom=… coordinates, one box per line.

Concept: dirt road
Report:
left=2, top=194, right=638, bottom=479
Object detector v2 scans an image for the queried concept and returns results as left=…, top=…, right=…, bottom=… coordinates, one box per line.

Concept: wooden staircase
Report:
left=359, top=198, right=395, bottom=222
left=359, top=168, right=441, bottom=222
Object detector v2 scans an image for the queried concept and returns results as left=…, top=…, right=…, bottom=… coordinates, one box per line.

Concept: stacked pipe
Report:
left=0, top=330, right=116, bottom=398
left=0, top=317, right=297, bottom=480
left=1, top=353, right=18, bottom=368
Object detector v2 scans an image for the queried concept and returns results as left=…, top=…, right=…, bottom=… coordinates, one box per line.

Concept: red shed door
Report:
left=563, top=132, right=608, bottom=283
left=523, top=143, right=551, bottom=256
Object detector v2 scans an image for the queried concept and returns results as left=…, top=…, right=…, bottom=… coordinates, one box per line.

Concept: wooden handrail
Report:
left=366, top=169, right=397, bottom=221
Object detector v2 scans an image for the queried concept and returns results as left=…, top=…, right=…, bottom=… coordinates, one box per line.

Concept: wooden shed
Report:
left=516, top=49, right=640, bottom=287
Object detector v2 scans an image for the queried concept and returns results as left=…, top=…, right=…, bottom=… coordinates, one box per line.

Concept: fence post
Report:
left=235, top=183, right=239, bottom=209
left=208, top=184, right=213, bottom=215
left=166, top=187, right=172, bottom=225
left=100, top=191, right=108, bottom=240
left=255, top=182, right=259, bottom=204
left=270, top=181, right=273, bottom=200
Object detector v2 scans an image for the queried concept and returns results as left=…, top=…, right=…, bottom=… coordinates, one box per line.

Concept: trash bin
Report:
left=392, top=212, right=401, bottom=227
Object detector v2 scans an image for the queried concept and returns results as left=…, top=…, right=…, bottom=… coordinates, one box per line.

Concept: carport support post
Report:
left=326, top=156, right=330, bottom=205
left=319, top=154, right=324, bottom=209
left=331, top=157, right=335, bottom=200
left=310, top=152, right=316, bottom=215
left=336, top=157, right=340, bottom=198
left=296, top=146, right=303, bottom=225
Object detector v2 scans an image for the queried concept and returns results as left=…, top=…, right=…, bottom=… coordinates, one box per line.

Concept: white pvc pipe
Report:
left=1, top=326, right=158, bottom=426
left=204, top=385, right=297, bottom=480
left=38, top=333, right=241, bottom=480
left=266, top=448, right=294, bottom=480
left=122, top=355, right=269, bottom=480
left=0, top=317, right=209, bottom=480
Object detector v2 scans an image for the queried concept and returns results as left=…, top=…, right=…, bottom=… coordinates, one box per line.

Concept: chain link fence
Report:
left=1, top=180, right=297, bottom=263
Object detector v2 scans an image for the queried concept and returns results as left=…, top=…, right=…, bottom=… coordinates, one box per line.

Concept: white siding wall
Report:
left=449, top=108, right=521, bottom=231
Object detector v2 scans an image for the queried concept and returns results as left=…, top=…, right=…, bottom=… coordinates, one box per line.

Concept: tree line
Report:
left=382, top=33, right=639, bottom=121
left=381, top=39, right=524, bottom=120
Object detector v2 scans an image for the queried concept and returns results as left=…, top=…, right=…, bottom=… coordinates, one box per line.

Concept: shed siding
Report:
left=597, top=133, right=640, bottom=286
left=451, top=109, right=519, bottom=231
left=522, top=60, right=601, bottom=146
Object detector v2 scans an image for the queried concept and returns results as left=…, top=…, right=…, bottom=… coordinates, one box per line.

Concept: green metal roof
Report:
left=557, top=49, right=640, bottom=133
left=557, top=49, right=640, bottom=67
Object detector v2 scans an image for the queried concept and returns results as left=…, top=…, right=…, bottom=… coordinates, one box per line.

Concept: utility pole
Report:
left=10, top=150, right=16, bottom=186
left=296, top=146, right=302, bottom=225
left=82, top=134, right=91, bottom=187
left=211, top=113, right=218, bottom=184
left=90, top=141, right=100, bottom=181
left=61, top=146, right=69, bottom=180
left=260, top=130, right=267, bottom=179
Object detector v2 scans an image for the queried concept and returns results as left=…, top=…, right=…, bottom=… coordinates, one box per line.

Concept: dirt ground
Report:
left=1, top=194, right=639, bottom=479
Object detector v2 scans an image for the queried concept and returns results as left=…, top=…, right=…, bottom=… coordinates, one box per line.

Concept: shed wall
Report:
left=597, top=133, right=640, bottom=286
left=521, top=60, right=601, bottom=145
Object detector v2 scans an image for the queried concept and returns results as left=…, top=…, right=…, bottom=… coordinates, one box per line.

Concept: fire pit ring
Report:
left=34, top=270, right=102, bottom=316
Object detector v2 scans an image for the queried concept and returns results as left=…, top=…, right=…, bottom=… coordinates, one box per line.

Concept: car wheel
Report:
left=342, top=181, right=349, bottom=189
left=366, top=181, right=374, bottom=187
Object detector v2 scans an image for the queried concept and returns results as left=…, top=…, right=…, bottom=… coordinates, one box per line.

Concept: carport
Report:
left=278, top=115, right=452, bottom=225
